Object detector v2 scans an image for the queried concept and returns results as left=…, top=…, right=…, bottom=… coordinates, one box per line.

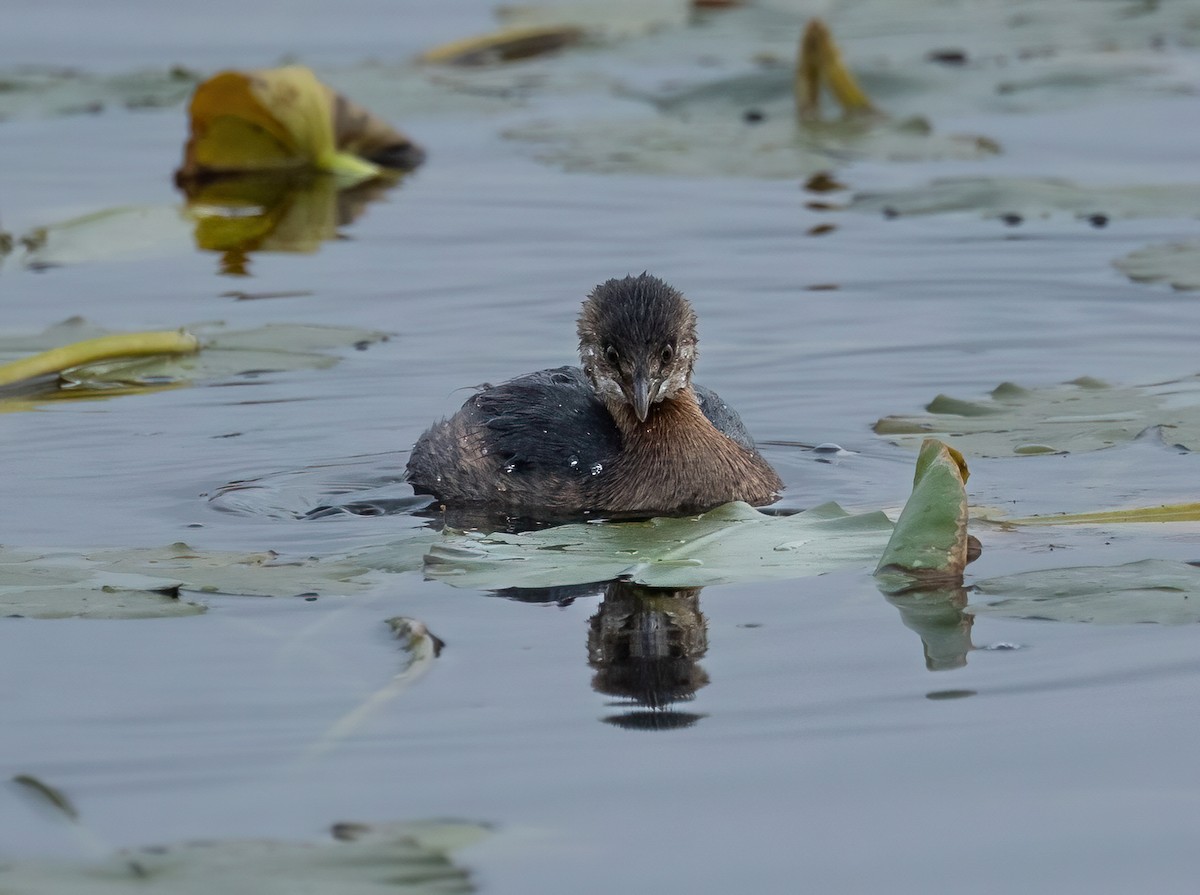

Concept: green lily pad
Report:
left=874, top=376, right=1200, bottom=456
left=1115, top=240, right=1200, bottom=291
left=970, top=559, right=1200, bottom=625
left=15, top=205, right=195, bottom=269
left=875, top=439, right=970, bottom=588
left=1007, top=503, right=1200, bottom=526
left=507, top=114, right=997, bottom=179
left=0, top=819, right=487, bottom=894
left=849, top=177, right=1200, bottom=220
left=426, top=437, right=971, bottom=590
left=426, top=500, right=897, bottom=590
left=0, top=543, right=376, bottom=619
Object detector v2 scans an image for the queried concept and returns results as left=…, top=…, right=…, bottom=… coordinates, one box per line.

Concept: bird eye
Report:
left=660, top=343, right=674, bottom=364
left=605, top=345, right=620, bottom=365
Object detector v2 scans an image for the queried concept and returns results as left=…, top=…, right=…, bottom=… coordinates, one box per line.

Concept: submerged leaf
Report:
left=970, top=559, right=1200, bottom=625
left=874, top=375, right=1200, bottom=456
left=302, top=617, right=444, bottom=760
left=426, top=500, right=895, bottom=590
left=176, top=66, right=423, bottom=185
left=0, top=819, right=487, bottom=894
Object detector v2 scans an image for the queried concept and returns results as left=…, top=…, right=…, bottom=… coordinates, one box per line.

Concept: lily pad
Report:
left=0, top=319, right=389, bottom=404
left=425, top=437, right=970, bottom=590
left=0, top=819, right=487, bottom=894
left=425, top=501, right=894, bottom=590
left=15, top=205, right=196, bottom=269
left=176, top=66, right=423, bottom=185
left=875, top=439, right=970, bottom=588
left=970, top=559, right=1200, bottom=625
left=0, top=543, right=376, bottom=619
left=0, top=65, right=198, bottom=121
left=1115, top=241, right=1200, bottom=291
left=1007, top=503, right=1200, bottom=526
left=874, top=376, right=1200, bottom=457
left=849, top=177, right=1200, bottom=220
left=10, top=176, right=398, bottom=271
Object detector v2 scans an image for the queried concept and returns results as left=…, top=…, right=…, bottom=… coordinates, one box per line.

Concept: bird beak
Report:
left=632, top=370, right=652, bottom=422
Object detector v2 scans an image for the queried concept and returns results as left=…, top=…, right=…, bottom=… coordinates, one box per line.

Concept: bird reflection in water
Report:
left=588, top=581, right=709, bottom=731
left=496, top=579, right=710, bottom=731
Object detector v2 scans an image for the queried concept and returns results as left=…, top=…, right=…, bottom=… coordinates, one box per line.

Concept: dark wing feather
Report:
left=406, top=367, right=620, bottom=507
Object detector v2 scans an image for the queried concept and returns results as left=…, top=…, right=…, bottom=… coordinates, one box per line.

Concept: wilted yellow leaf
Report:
left=177, top=66, right=423, bottom=185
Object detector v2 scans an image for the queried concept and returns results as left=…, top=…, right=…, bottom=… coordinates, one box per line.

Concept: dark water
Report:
left=3, top=2, right=1200, bottom=892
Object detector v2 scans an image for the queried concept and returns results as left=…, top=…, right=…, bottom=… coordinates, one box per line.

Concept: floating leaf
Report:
left=0, top=65, right=198, bottom=120
left=495, top=0, right=689, bottom=39
left=176, top=66, right=423, bottom=185
left=0, top=543, right=376, bottom=619
left=15, top=205, right=196, bottom=269
left=426, top=501, right=895, bottom=590
left=1115, top=241, right=1200, bottom=291
left=1007, top=503, right=1200, bottom=526
left=0, top=330, right=198, bottom=390
left=874, top=376, right=1200, bottom=456
left=875, top=439, right=970, bottom=588
left=849, top=177, right=1200, bottom=220
left=0, top=320, right=388, bottom=408
left=507, top=16, right=998, bottom=178
left=0, top=819, right=487, bottom=894
left=426, top=438, right=971, bottom=590
left=420, top=25, right=585, bottom=65
left=970, top=559, right=1200, bottom=625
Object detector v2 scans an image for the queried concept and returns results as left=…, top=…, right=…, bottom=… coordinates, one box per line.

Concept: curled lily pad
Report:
left=1115, top=241, right=1200, bottom=291
left=0, top=818, right=488, bottom=894
left=0, top=543, right=376, bottom=619
left=874, top=376, right=1200, bottom=456
left=970, top=559, right=1200, bottom=625
left=176, top=65, right=423, bottom=186
left=875, top=439, right=971, bottom=589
